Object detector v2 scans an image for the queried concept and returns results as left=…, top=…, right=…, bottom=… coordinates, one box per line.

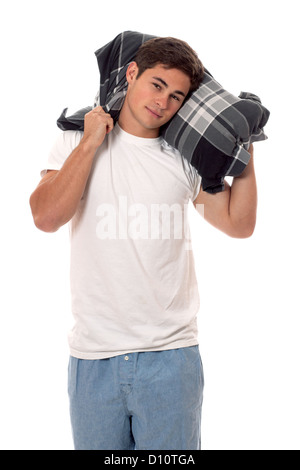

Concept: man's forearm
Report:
left=30, top=107, right=114, bottom=233
left=30, top=140, right=97, bottom=232
left=228, top=145, right=257, bottom=237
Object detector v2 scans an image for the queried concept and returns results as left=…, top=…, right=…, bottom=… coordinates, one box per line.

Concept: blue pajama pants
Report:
left=68, top=345, right=204, bottom=450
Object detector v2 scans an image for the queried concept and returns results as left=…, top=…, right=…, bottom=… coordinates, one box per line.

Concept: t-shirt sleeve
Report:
left=181, top=156, right=201, bottom=202
left=162, top=141, right=201, bottom=202
left=190, top=165, right=201, bottom=201
left=41, top=130, right=83, bottom=176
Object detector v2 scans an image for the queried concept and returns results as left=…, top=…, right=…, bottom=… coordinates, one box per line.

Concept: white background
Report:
left=1, top=0, right=299, bottom=450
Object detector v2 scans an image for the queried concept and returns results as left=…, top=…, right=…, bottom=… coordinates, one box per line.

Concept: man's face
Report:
left=119, top=63, right=191, bottom=138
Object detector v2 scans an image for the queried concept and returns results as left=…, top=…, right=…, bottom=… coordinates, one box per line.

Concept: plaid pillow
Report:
left=161, top=73, right=270, bottom=192
left=57, top=31, right=270, bottom=193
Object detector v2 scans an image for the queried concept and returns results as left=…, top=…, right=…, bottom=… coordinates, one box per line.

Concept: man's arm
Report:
left=193, top=144, right=257, bottom=238
left=29, top=107, right=113, bottom=233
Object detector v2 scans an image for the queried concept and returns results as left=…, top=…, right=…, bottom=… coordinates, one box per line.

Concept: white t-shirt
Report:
left=44, top=123, right=201, bottom=359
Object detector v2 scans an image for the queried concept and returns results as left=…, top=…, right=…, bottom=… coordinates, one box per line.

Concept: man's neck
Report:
left=118, top=103, right=160, bottom=139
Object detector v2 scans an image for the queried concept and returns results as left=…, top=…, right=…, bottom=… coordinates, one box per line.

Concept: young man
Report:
left=30, top=37, right=257, bottom=450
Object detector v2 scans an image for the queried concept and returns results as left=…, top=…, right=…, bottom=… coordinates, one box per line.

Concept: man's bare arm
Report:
left=29, top=107, right=113, bottom=233
left=193, top=145, right=257, bottom=238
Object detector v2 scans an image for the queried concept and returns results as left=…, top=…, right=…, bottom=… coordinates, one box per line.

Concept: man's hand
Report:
left=81, top=106, right=114, bottom=150
left=30, top=106, right=114, bottom=233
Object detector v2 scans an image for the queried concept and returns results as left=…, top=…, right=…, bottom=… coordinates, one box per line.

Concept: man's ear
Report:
left=126, top=61, right=139, bottom=84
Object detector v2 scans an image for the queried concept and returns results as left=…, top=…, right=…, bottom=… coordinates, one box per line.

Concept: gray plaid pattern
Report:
left=57, top=31, right=270, bottom=193
left=161, top=72, right=269, bottom=181
left=94, top=31, right=155, bottom=120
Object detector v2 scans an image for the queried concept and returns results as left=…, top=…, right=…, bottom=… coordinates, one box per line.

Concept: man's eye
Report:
left=153, top=83, right=161, bottom=90
left=171, top=95, right=180, bottom=101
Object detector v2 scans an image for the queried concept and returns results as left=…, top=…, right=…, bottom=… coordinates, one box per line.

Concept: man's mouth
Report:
left=146, top=107, right=163, bottom=118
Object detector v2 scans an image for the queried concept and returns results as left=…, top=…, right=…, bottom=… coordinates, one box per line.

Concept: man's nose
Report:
left=156, top=95, right=168, bottom=109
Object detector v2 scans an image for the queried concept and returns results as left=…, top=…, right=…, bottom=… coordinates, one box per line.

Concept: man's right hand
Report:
left=81, top=106, right=114, bottom=150
left=30, top=106, right=114, bottom=233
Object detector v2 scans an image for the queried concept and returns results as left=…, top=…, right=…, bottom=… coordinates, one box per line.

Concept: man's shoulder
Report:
left=161, top=140, right=198, bottom=175
left=61, top=129, right=84, bottom=145
left=161, top=139, right=182, bottom=159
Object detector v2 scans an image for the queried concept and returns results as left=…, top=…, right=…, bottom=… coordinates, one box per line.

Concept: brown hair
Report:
left=134, top=37, right=204, bottom=94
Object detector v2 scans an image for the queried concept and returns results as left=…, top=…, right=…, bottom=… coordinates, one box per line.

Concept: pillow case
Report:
left=57, top=31, right=270, bottom=193
left=160, top=75, right=270, bottom=192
